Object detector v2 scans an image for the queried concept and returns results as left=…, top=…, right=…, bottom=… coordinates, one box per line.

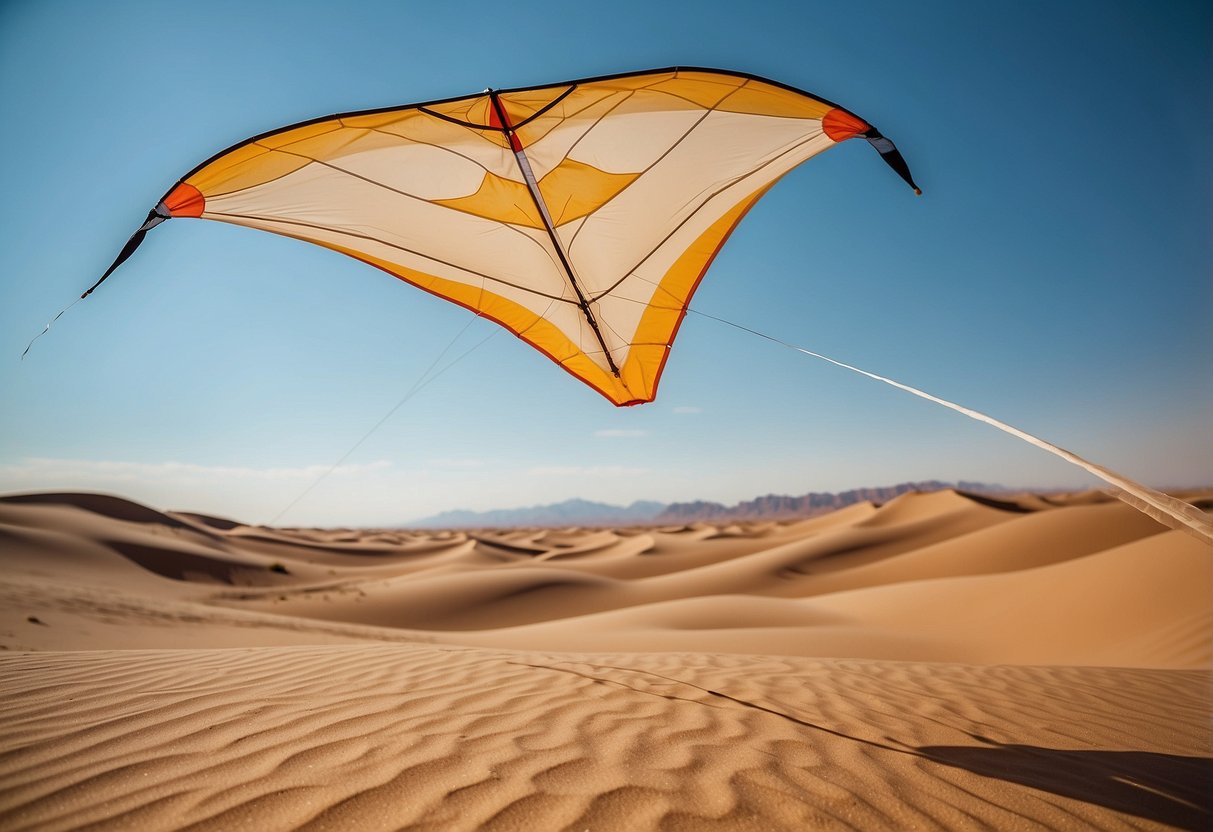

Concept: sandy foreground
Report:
left=0, top=489, right=1209, bottom=830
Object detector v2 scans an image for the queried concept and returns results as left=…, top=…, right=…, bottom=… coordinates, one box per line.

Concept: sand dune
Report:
left=0, top=488, right=1209, bottom=830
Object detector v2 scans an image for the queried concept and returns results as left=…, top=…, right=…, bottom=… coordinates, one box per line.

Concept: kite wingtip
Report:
left=913, top=187, right=923, bottom=196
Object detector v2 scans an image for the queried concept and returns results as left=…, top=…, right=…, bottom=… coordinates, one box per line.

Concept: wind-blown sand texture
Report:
left=1, top=489, right=1210, bottom=830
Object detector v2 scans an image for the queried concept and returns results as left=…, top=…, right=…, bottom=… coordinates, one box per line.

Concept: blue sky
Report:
left=1, top=0, right=1209, bottom=525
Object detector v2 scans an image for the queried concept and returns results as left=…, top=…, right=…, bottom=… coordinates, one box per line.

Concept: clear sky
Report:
left=1, top=0, right=1209, bottom=525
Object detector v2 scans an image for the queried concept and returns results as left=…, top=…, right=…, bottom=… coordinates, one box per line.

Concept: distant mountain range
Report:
left=656, top=481, right=1008, bottom=522
left=404, top=481, right=1009, bottom=528
left=406, top=498, right=667, bottom=529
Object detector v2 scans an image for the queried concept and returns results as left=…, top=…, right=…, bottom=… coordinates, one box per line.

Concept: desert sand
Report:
left=0, top=488, right=1209, bottom=830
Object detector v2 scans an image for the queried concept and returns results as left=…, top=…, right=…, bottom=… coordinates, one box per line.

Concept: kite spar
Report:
left=53, top=67, right=1211, bottom=543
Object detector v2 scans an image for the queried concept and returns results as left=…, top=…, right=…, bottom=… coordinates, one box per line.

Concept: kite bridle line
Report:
left=266, top=314, right=499, bottom=527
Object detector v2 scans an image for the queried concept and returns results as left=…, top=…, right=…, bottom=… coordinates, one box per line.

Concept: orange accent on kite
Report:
left=164, top=182, right=206, bottom=217
left=487, top=98, right=524, bottom=151
left=487, top=102, right=503, bottom=130
left=822, top=109, right=870, bottom=142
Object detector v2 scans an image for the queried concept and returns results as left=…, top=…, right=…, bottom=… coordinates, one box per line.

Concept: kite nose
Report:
left=821, top=108, right=870, bottom=142
left=823, top=109, right=923, bottom=196
left=163, top=181, right=206, bottom=217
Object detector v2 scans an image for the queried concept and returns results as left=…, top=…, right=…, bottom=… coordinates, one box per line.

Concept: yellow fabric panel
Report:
left=310, top=238, right=637, bottom=405
left=187, top=144, right=312, bottom=199
left=620, top=182, right=776, bottom=399
left=513, top=85, right=626, bottom=149
left=268, top=128, right=373, bottom=166
left=539, top=160, right=638, bottom=226
left=618, top=342, right=667, bottom=403
left=473, top=127, right=512, bottom=150
left=559, top=351, right=636, bottom=403
left=621, top=87, right=710, bottom=116
left=529, top=71, right=726, bottom=121
left=435, top=171, right=543, bottom=228
left=510, top=70, right=708, bottom=139
left=523, top=78, right=705, bottom=141
left=425, top=96, right=492, bottom=125
left=717, top=83, right=833, bottom=120
left=188, top=128, right=376, bottom=198
left=295, top=125, right=422, bottom=164
left=401, top=96, right=512, bottom=149
left=256, top=121, right=343, bottom=149
left=596, top=71, right=679, bottom=92
left=465, top=98, right=494, bottom=126
left=513, top=113, right=570, bottom=150
left=338, top=111, right=411, bottom=130
left=499, top=86, right=572, bottom=122
left=647, top=73, right=746, bottom=108
left=510, top=74, right=716, bottom=163
left=367, top=109, right=511, bottom=158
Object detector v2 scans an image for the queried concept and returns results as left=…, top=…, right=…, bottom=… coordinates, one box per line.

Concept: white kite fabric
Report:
left=697, top=311, right=1213, bottom=547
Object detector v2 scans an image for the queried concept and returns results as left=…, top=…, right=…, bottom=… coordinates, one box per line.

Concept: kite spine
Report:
left=487, top=90, right=621, bottom=377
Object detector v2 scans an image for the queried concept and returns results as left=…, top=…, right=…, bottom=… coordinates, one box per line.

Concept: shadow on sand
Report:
left=919, top=738, right=1212, bottom=830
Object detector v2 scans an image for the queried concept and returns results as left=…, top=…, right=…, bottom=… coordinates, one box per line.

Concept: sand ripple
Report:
left=0, top=646, right=1208, bottom=831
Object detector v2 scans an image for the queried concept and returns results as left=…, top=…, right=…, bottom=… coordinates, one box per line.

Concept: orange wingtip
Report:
left=164, top=182, right=206, bottom=217
left=822, top=108, right=870, bottom=142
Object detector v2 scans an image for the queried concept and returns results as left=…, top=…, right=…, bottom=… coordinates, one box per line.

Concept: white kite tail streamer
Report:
left=694, top=311, right=1213, bottom=547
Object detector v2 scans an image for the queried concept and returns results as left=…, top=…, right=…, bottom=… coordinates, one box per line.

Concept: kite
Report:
left=78, top=67, right=918, bottom=406
left=47, top=66, right=1213, bottom=543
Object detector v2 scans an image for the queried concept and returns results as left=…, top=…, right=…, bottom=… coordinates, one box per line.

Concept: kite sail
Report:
left=64, top=66, right=1212, bottom=544
left=80, top=66, right=918, bottom=406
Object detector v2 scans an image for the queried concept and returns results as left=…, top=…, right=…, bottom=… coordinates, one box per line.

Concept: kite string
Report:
left=267, top=317, right=497, bottom=526
left=689, top=308, right=1213, bottom=546
left=21, top=297, right=83, bottom=360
